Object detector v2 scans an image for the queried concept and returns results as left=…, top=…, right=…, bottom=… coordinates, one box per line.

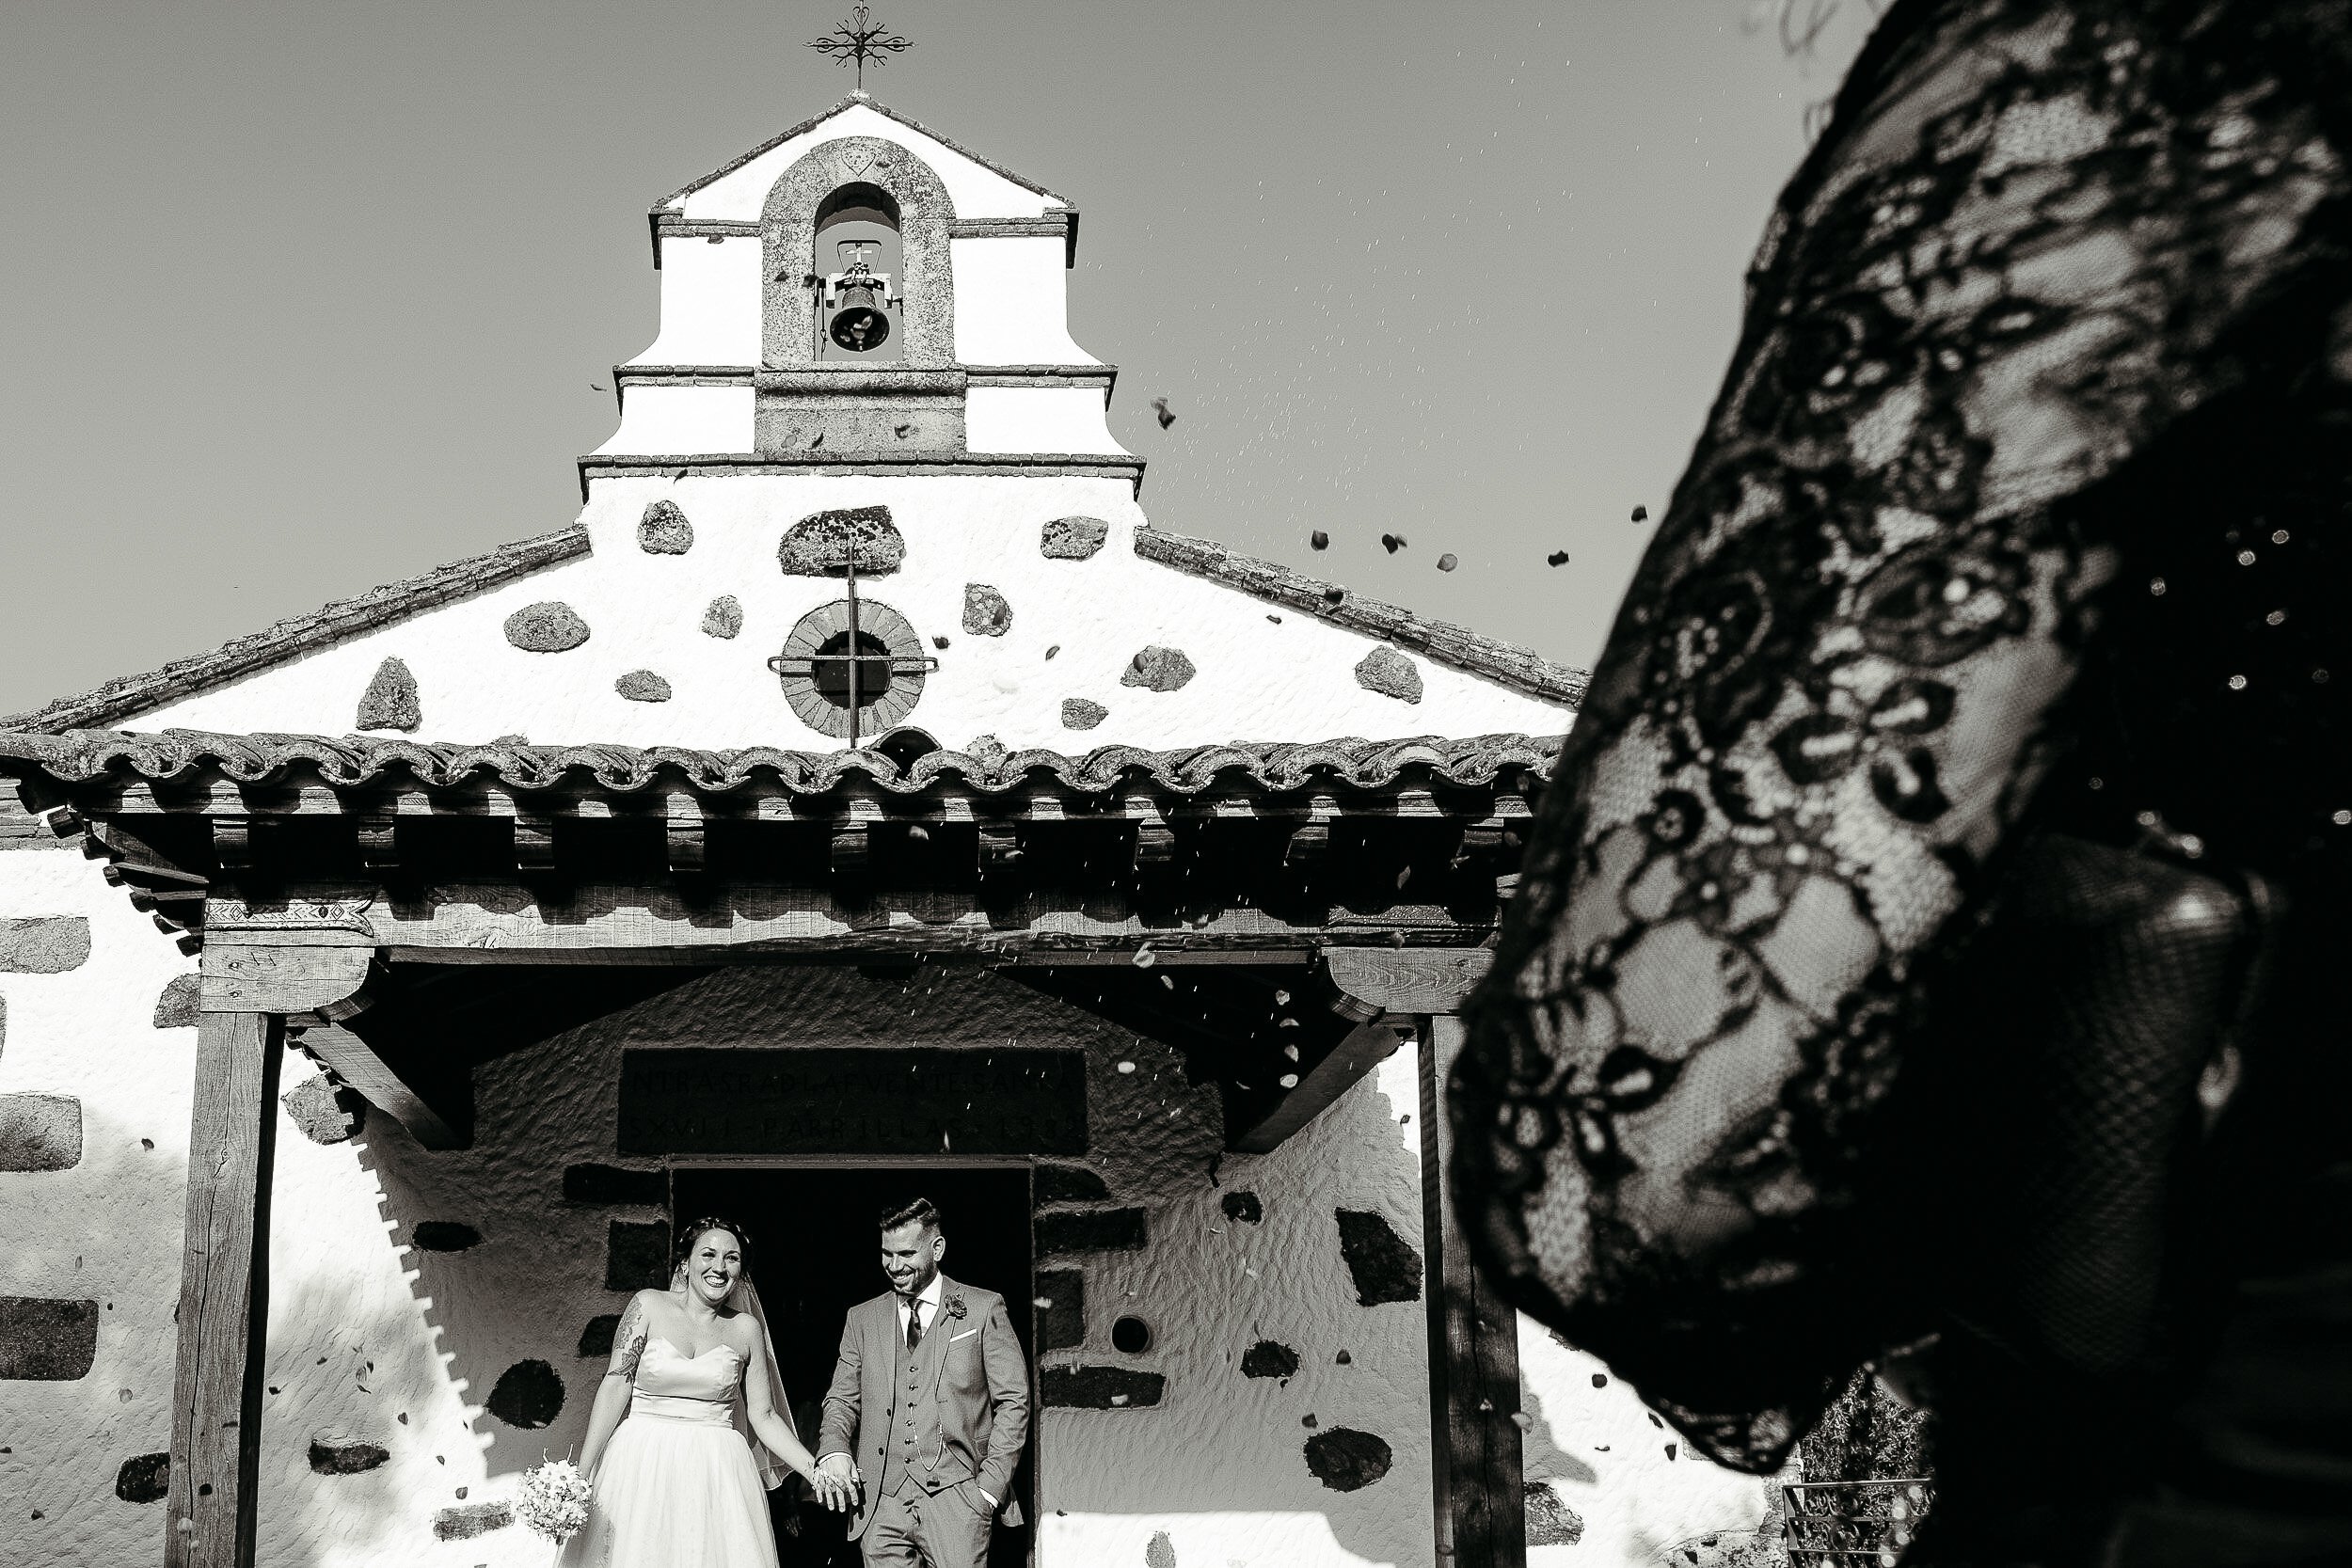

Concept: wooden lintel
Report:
left=200, top=939, right=377, bottom=1017
left=167, top=1010, right=282, bottom=1568
left=294, top=1023, right=468, bottom=1150
left=1420, top=1016, right=1527, bottom=1568
left=1321, top=946, right=1496, bottom=1022
left=1229, top=1022, right=1407, bottom=1154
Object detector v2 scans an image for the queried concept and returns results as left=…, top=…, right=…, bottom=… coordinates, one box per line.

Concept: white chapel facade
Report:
left=0, top=96, right=1785, bottom=1568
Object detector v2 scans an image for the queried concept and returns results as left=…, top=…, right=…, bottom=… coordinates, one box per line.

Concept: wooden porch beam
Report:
left=293, top=1022, right=468, bottom=1150
left=1227, top=1022, right=1407, bottom=1154
left=1419, top=1017, right=1526, bottom=1568
left=167, top=1010, right=283, bottom=1568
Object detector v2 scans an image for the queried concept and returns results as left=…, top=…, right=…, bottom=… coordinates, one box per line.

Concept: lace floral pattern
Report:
left=1458, top=0, right=2351, bottom=1471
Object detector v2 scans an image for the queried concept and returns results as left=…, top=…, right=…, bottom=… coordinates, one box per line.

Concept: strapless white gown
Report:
left=563, top=1338, right=779, bottom=1568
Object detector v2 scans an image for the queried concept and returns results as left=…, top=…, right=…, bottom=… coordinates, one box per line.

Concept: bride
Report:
left=566, top=1216, right=857, bottom=1566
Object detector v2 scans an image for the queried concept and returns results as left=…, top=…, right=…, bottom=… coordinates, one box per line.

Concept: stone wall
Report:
left=0, top=837, right=199, bottom=1562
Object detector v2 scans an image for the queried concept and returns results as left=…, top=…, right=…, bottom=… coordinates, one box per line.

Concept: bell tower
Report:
left=593, top=94, right=1122, bottom=467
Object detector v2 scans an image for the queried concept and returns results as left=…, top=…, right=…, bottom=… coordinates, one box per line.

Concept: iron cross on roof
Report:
left=806, top=5, right=913, bottom=90
left=767, top=562, right=937, bottom=751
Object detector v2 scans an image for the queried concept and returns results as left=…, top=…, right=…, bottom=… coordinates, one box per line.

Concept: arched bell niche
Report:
left=761, top=137, right=956, bottom=371
left=813, top=182, right=904, bottom=362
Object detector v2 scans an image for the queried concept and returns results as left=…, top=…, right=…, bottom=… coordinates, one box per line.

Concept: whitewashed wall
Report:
left=0, top=841, right=199, bottom=1562
left=1517, top=1313, right=1788, bottom=1566
left=137, top=476, right=1567, bottom=751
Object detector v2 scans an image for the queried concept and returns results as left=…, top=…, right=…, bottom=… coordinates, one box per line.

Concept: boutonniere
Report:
left=945, top=1293, right=968, bottom=1322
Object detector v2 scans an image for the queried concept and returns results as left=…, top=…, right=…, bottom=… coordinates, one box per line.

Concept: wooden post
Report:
left=167, top=924, right=376, bottom=1567
left=167, top=1008, right=283, bottom=1568
left=1419, top=1015, right=1526, bottom=1568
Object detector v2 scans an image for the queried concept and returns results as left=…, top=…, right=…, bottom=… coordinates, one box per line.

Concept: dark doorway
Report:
left=672, top=1164, right=1036, bottom=1568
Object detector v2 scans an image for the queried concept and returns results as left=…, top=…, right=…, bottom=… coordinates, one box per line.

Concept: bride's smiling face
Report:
left=682, top=1227, right=743, bottom=1307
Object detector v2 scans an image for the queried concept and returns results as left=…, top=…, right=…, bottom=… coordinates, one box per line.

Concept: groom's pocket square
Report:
left=950, top=1329, right=977, bottom=1343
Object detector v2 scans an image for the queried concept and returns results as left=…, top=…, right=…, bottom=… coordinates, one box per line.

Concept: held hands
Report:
left=812, top=1452, right=862, bottom=1513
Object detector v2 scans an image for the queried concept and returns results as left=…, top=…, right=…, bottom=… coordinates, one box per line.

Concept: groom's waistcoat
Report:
left=878, top=1301, right=952, bottom=1497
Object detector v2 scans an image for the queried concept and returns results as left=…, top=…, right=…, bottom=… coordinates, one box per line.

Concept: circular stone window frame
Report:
left=775, top=597, right=929, bottom=740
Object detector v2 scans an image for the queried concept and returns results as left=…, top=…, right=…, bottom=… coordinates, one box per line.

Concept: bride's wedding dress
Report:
left=563, top=1337, right=781, bottom=1568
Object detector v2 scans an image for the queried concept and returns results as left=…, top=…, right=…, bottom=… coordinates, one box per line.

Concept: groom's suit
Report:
left=818, top=1274, right=1029, bottom=1568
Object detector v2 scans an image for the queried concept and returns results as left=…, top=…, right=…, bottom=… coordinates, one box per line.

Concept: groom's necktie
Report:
left=903, top=1296, right=924, bottom=1352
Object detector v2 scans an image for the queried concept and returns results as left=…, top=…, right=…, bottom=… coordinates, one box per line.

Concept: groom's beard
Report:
left=889, top=1259, right=939, bottom=1299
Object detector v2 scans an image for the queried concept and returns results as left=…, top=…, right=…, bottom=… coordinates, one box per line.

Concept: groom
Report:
left=818, top=1196, right=1031, bottom=1568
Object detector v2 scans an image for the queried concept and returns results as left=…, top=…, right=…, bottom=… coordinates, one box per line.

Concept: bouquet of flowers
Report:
left=516, top=1456, right=594, bottom=1554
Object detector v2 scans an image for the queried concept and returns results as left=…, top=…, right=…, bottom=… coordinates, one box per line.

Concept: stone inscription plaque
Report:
left=619, top=1048, right=1088, bottom=1156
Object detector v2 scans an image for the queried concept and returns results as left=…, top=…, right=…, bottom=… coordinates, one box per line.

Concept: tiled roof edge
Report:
left=0, top=729, right=1563, bottom=800
left=0, top=526, right=593, bottom=734
left=1133, top=529, right=1588, bottom=709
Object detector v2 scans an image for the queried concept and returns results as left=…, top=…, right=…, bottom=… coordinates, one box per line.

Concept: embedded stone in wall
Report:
left=1034, top=1206, right=1146, bottom=1256
left=309, top=1436, right=390, bottom=1475
left=116, top=1451, right=169, bottom=1504
left=1120, top=646, right=1196, bottom=692
left=1302, top=1428, right=1393, bottom=1492
left=152, top=974, right=199, bottom=1029
left=356, top=657, right=422, bottom=733
left=1059, top=699, right=1107, bottom=731
left=639, top=499, right=693, bottom=555
left=410, top=1222, right=482, bottom=1252
left=0, top=916, right=90, bottom=974
left=1220, top=1191, right=1263, bottom=1225
left=485, top=1359, right=564, bottom=1429
left=434, top=1501, right=514, bottom=1541
left=0, top=1296, right=99, bottom=1380
left=564, top=1164, right=668, bottom=1206
left=579, top=1315, right=621, bottom=1357
left=0, top=1094, right=82, bottom=1172
left=1035, top=1268, right=1084, bottom=1352
left=1041, top=1366, right=1164, bottom=1409
left=281, top=1075, right=363, bottom=1145
left=616, top=670, right=674, bottom=703
left=1525, top=1481, right=1584, bottom=1545
left=962, top=583, right=1012, bottom=637
left=1146, top=1530, right=1177, bottom=1568
left=504, top=601, right=591, bottom=653
left=778, top=505, right=904, bottom=577
left=1335, top=1210, right=1422, bottom=1306
left=1033, top=1161, right=1111, bottom=1205
left=1353, top=646, right=1423, bottom=705
left=702, top=595, right=744, bottom=640
left=1041, top=515, right=1108, bottom=560
left=607, top=1220, right=672, bottom=1289
left=1241, top=1340, right=1299, bottom=1380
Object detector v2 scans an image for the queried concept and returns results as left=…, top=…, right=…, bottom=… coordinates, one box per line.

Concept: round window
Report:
left=770, top=598, right=930, bottom=741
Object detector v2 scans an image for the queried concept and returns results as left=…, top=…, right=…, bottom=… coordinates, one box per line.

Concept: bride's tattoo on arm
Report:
left=610, top=1294, right=650, bottom=1381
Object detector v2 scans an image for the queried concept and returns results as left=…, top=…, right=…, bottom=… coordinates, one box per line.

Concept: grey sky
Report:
left=0, top=2, right=1871, bottom=720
